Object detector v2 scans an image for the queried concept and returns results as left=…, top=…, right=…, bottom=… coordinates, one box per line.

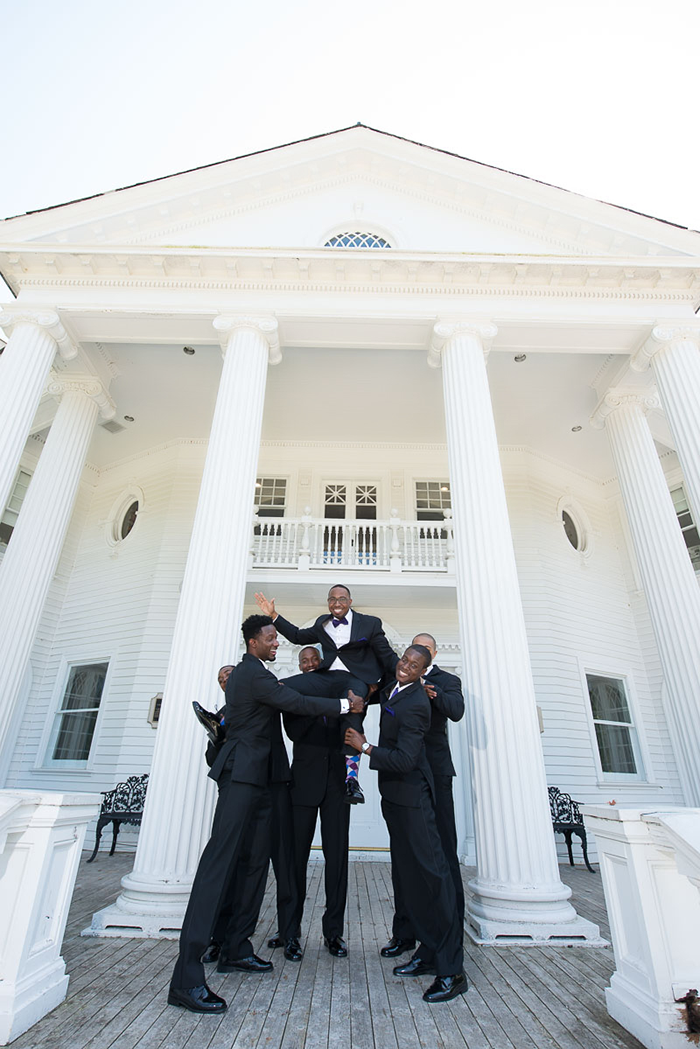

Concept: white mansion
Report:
left=1, top=124, right=700, bottom=946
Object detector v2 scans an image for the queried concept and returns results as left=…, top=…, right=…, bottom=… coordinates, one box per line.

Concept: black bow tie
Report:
left=332, top=617, right=348, bottom=627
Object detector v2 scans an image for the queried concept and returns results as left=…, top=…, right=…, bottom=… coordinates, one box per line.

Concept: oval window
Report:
left=120, top=500, right=139, bottom=540
left=562, top=510, right=580, bottom=550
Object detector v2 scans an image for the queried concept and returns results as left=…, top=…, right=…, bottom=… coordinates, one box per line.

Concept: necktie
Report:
left=332, top=617, right=348, bottom=627
left=389, top=684, right=399, bottom=699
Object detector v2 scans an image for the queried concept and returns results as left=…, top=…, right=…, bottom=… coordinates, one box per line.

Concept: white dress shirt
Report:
left=324, top=607, right=353, bottom=673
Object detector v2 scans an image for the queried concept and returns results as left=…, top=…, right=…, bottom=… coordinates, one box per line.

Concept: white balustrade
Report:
left=583, top=805, right=700, bottom=1049
left=0, top=790, right=101, bottom=1044
left=251, top=516, right=454, bottom=572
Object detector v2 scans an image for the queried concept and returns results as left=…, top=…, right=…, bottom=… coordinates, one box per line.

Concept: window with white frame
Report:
left=585, top=673, right=643, bottom=777
left=46, top=662, right=108, bottom=765
left=254, top=478, right=287, bottom=518
left=671, top=486, right=700, bottom=571
left=0, top=468, right=32, bottom=546
left=415, top=481, right=451, bottom=521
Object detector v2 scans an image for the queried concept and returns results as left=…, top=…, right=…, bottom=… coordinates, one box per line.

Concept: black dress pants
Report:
left=392, top=773, right=465, bottom=951
left=382, top=783, right=463, bottom=978
left=290, top=771, right=350, bottom=940
left=212, top=780, right=296, bottom=945
left=283, top=670, right=368, bottom=755
left=170, top=780, right=270, bottom=991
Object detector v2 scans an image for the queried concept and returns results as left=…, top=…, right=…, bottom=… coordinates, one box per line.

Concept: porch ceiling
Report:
left=74, top=339, right=645, bottom=481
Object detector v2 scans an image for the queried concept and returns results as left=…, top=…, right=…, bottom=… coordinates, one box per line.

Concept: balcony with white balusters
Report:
left=251, top=508, right=455, bottom=575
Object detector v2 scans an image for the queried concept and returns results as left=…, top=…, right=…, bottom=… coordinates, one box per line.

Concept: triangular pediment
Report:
left=2, top=126, right=700, bottom=259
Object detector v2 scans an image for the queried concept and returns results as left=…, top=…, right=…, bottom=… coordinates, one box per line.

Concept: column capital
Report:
left=590, top=386, right=661, bottom=430
left=0, top=308, right=78, bottom=361
left=46, top=373, right=116, bottom=420
left=631, top=323, right=700, bottom=373
left=212, top=314, right=281, bottom=365
left=428, top=320, right=497, bottom=369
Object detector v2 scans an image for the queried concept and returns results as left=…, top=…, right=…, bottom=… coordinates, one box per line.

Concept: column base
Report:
left=465, top=910, right=606, bottom=946
left=606, top=973, right=689, bottom=1049
left=83, top=903, right=183, bottom=939
left=82, top=871, right=190, bottom=940
left=466, top=876, right=606, bottom=945
left=0, top=960, right=68, bottom=1045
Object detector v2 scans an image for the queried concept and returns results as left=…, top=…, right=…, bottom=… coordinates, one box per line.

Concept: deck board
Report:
left=11, top=853, right=643, bottom=1049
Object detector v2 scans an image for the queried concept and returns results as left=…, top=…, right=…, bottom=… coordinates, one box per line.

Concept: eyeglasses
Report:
left=327, top=595, right=351, bottom=605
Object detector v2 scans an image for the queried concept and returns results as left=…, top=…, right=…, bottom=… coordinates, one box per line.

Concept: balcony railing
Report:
left=251, top=511, right=454, bottom=573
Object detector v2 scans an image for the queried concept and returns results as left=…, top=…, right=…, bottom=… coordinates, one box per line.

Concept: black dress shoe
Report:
left=324, top=936, right=348, bottom=957
left=344, top=780, right=365, bottom=805
left=380, top=937, right=416, bottom=958
left=201, top=941, right=221, bottom=964
left=422, top=972, right=468, bottom=1002
left=192, top=702, right=224, bottom=745
left=217, top=953, right=273, bottom=974
left=267, top=935, right=285, bottom=949
left=393, top=954, right=436, bottom=977
left=283, top=937, right=303, bottom=961
left=168, top=984, right=227, bottom=1013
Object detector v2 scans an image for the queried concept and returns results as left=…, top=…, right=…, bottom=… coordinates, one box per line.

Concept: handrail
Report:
left=251, top=512, right=454, bottom=573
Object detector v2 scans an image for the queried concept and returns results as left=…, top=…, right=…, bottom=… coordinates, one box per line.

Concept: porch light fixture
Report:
left=514, top=354, right=527, bottom=362
left=183, top=346, right=195, bottom=355
left=124, top=415, right=134, bottom=423
left=571, top=425, right=582, bottom=432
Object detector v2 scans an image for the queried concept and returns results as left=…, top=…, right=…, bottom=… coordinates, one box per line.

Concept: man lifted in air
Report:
left=255, top=585, right=397, bottom=804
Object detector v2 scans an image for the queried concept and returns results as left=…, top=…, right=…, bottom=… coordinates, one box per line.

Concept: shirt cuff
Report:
left=339, top=698, right=350, bottom=714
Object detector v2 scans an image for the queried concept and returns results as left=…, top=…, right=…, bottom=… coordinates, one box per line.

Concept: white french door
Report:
left=323, top=482, right=378, bottom=565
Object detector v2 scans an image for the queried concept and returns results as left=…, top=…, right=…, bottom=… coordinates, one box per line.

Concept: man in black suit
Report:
left=200, top=664, right=299, bottom=965
left=168, top=615, right=364, bottom=1015
left=283, top=645, right=351, bottom=959
left=255, top=585, right=397, bottom=805
left=381, top=632, right=465, bottom=963
left=345, top=645, right=467, bottom=1004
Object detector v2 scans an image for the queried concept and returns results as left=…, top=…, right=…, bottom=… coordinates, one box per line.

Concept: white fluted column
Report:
left=89, top=315, right=280, bottom=938
left=0, top=377, right=112, bottom=760
left=430, top=322, right=600, bottom=944
left=591, top=388, right=700, bottom=805
left=631, top=325, right=700, bottom=526
left=0, top=310, right=78, bottom=514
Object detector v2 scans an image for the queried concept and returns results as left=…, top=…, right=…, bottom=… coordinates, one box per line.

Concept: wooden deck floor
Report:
left=13, top=854, right=642, bottom=1049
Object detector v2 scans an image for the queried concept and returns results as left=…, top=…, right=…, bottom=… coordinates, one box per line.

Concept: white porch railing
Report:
left=251, top=511, right=455, bottom=573
left=583, top=805, right=700, bottom=1049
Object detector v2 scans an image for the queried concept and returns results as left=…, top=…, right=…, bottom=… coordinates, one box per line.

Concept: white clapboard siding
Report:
left=4, top=440, right=685, bottom=861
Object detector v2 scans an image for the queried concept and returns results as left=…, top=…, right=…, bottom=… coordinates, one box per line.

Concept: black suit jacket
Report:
left=283, top=710, right=345, bottom=807
left=422, top=664, right=464, bottom=778
left=207, top=708, right=290, bottom=783
left=274, top=610, right=397, bottom=686
left=209, top=654, right=343, bottom=785
left=369, top=679, right=434, bottom=807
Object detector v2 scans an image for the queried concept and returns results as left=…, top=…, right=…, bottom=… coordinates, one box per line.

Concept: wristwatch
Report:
left=361, top=741, right=371, bottom=753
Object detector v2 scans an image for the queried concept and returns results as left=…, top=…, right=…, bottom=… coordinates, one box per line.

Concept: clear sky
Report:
left=1, top=0, right=698, bottom=232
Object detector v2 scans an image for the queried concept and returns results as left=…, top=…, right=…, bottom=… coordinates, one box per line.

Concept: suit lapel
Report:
left=349, top=609, right=364, bottom=642
left=318, top=613, right=339, bottom=651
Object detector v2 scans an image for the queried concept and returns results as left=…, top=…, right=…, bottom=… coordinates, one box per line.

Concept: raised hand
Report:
left=254, top=591, right=276, bottom=618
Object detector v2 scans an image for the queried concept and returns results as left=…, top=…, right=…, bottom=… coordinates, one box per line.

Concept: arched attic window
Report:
left=324, top=232, right=392, bottom=248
